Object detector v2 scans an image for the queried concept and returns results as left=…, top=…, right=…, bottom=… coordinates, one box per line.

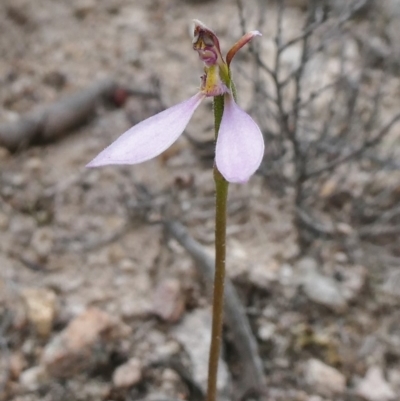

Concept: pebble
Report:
left=19, top=366, right=48, bottom=391
left=297, top=258, right=347, bottom=312
left=356, top=366, right=396, bottom=401
left=152, top=278, right=185, bottom=323
left=21, top=288, right=57, bottom=337
left=42, top=307, right=131, bottom=378
left=258, top=321, right=276, bottom=342
left=172, top=308, right=230, bottom=394
left=304, top=358, right=346, bottom=396
left=112, top=358, right=142, bottom=388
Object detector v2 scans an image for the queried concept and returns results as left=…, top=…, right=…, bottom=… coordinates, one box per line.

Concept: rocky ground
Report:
left=1, top=1, right=400, bottom=401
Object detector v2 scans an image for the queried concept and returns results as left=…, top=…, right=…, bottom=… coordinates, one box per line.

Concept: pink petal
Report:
left=215, top=95, right=264, bottom=183
left=87, top=92, right=205, bottom=167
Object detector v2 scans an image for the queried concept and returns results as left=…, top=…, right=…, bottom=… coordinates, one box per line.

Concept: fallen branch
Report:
left=0, top=79, right=160, bottom=152
left=164, top=220, right=266, bottom=399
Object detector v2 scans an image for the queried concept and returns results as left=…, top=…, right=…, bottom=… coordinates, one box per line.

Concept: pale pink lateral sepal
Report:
left=87, top=92, right=205, bottom=167
left=226, top=31, right=262, bottom=67
left=215, top=95, right=264, bottom=183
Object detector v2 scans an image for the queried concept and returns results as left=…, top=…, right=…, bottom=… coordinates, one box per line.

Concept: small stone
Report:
left=112, top=358, right=142, bottom=388
left=356, top=366, right=396, bottom=401
left=305, top=358, right=346, bottom=396
left=319, top=177, right=338, bottom=198
left=19, top=366, right=48, bottom=391
left=30, top=227, right=54, bottom=259
left=155, top=341, right=180, bottom=359
left=297, top=258, right=347, bottom=312
left=21, top=288, right=57, bottom=337
left=152, top=278, right=185, bottom=323
left=336, top=223, right=353, bottom=235
left=42, top=307, right=131, bottom=378
left=258, top=321, right=276, bottom=342
left=172, top=309, right=230, bottom=394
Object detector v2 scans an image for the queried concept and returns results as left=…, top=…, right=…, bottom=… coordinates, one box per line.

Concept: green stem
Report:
left=206, top=95, right=229, bottom=401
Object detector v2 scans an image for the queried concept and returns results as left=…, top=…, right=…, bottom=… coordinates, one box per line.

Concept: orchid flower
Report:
left=87, top=20, right=264, bottom=183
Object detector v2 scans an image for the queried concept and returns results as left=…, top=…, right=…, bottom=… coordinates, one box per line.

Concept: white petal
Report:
left=87, top=92, right=205, bottom=167
left=215, top=95, right=264, bottom=183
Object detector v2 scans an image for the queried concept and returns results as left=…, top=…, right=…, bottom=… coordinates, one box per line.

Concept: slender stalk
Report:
left=206, top=95, right=229, bottom=401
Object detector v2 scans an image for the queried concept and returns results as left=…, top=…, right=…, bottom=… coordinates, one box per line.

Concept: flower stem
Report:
left=207, top=168, right=228, bottom=401
left=207, top=95, right=229, bottom=401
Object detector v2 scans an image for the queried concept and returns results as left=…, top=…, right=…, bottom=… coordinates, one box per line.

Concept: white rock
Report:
left=305, top=358, right=346, bottom=396
left=21, top=288, right=57, bottom=337
left=297, top=258, right=347, bottom=312
left=19, top=366, right=48, bottom=391
left=258, top=321, right=276, bottom=342
left=112, top=358, right=142, bottom=388
left=356, top=366, right=396, bottom=401
left=172, top=308, right=230, bottom=394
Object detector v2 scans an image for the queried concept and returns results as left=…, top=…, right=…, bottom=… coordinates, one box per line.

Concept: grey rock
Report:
left=172, top=308, right=230, bottom=395
left=305, top=358, right=346, bottom=396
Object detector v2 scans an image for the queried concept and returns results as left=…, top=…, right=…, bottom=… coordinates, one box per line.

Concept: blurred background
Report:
left=1, top=0, right=400, bottom=400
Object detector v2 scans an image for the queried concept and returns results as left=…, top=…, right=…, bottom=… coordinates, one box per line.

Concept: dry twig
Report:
left=0, top=78, right=160, bottom=152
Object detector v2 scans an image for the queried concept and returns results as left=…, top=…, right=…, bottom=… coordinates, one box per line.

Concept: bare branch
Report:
left=305, top=112, right=400, bottom=179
